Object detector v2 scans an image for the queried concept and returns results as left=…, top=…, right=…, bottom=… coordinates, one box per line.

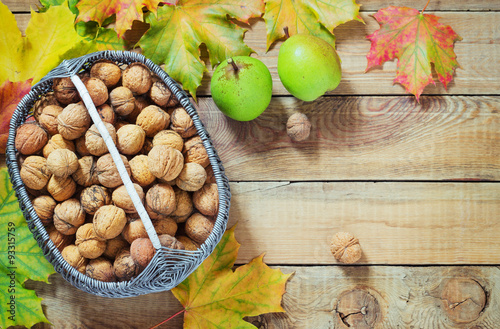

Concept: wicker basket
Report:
left=5, top=50, right=231, bottom=298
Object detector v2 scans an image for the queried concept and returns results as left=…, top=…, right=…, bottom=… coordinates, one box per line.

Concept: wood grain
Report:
left=195, top=96, right=500, bottom=181
left=11, top=12, right=500, bottom=96
left=25, top=266, right=500, bottom=328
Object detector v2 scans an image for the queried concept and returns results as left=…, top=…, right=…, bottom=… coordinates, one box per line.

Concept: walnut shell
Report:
left=15, top=122, right=49, bottom=155
left=126, top=95, right=151, bottom=123
left=38, top=105, right=63, bottom=135
left=47, top=175, right=77, bottom=201
left=149, top=81, right=179, bottom=108
left=20, top=156, right=51, bottom=190
left=136, top=105, right=170, bottom=137
left=183, top=135, right=209, bottom=168
left=152, top=130, right=184, bottom=151
left=205, top=165, right=216, bottom=184
left=85, top=123, right=117, bottom=156
left=148, top=145, right=184, bottom=181
left=153, top=217, right=178, bottom=236
left=171, top=188, right=193, bottom=223
left=46, top=149, right=79, bottom=178
left=185, top=213, right=214, bottom=244
left=53, top=198, right=85, bottom=235
left=80, top=185, right=111, bottom=215
left=122, top=217, right=148, bottom=244
left=130, top=238, right=156, bottom=269
left=116, top=124, right=145, bottom=155
left=287, top=112, right=311, bottom=142
left=176, top=163, right=207, bottom=192
left=96, top=153, right=131, bottom=188
left=175, top=235, right=199, bottom=251
left=113, top=248, right=140, bottom=281
left=53, top=77, right=80, bottom=105
left=122, top=62, right=152, bottom=95
left=43, top=134, right=75, bottom=158
left=61, top=244, right=88, bottom=274
left=145, top=183, right=176, bottom=220
left=72, top=156, right=99, bottom=187
left=84, top=77, right=109, bottom=107
left=86, top=257, right=117, bottom=282
left=93, top=205, right=127, bottom=240
left=57, top=102, right=91, bottom=140
left=75, top=223, right=106, bottom=259
left=129, top=155, right=156, bottom=187
left=97, top=104, right=116, bottom=125
left=109, top=86, right=135, bottom=116
left=330, top=232, right=362, bottom=264
left=90, top=60, right=122, bottom=88
left=159, top=234, right=185, bottom=250
left=32, top=195, right=57, bottom=225
left=112, top=183, right=144, bottom=214
left=48, top=225, right=74, bottom=252
left=193, top=183, right=218, bottom=217
left=140, top=138, right=153, bottom=155
left=170, top=107, right=196, bottom=138
left=33, top=92, right=60, bottom=121
left=75, top=135, right=91, bottom=156
left=103, top=235, right=129, bottom=260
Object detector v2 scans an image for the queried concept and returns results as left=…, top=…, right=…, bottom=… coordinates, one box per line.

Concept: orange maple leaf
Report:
left=366, top=6, right=462, bottom=101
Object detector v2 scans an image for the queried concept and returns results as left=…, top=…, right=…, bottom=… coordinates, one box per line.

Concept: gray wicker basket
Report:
left=5, top=50, right=231, bottom=298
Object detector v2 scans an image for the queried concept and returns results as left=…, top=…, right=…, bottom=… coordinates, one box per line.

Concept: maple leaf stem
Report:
left=149, top=309, right=185, bottom=329
left=422, top=0, right=431, bottom=13
left=227, top=58, right=239, bottom=73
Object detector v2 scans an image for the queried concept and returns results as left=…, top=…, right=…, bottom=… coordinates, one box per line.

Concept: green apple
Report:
left=211, top=56, right=272, bottom=121
left=278, top=34, right=342, bottom=101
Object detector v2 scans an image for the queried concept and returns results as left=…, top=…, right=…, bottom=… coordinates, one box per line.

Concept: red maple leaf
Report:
left=366, top=6, right=462, bottom=101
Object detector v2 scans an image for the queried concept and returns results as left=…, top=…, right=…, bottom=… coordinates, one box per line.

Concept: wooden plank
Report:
left=195, top=96, right=500, bottom=181
left=228, top=181, right=500, bottom=265
left=25, top=266, right=500, bottom=328
left=11, top=12, right=500, bottom=96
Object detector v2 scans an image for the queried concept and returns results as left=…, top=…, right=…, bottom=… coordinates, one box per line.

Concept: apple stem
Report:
left=227, top=58, right=239, bottom=73
left=284, top=27, right=290, bottom=39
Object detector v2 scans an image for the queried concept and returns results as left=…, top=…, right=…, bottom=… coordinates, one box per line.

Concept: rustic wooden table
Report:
left=4, top=0, right=500, bottom=328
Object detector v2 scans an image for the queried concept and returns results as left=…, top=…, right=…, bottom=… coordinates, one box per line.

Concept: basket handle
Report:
left=70, top=75, right=161, bottom=250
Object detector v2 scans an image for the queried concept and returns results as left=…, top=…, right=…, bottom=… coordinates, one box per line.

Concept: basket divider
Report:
left=70, top=75, right=161, bottom=250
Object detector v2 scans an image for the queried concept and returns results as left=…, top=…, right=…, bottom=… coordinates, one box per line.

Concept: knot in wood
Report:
left=335, top=289, right=381, bottom=328
left=440, top=278, right=487, bottom=324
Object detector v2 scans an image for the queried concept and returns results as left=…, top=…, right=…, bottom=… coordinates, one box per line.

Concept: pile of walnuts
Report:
left=15, top=60, right=219, bottom=282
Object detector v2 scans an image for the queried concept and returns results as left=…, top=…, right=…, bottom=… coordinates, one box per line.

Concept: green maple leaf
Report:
left=138, top=0, right=265, bottom=99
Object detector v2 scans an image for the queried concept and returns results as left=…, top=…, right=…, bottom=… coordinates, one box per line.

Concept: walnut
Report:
left=171, top=188, right=193, bottom=223
left=33, top=92, right=60, bottom=121
left=127, top=95, right=151, bottom=123
left=85, top=123, right=117, bottom=156
left=170, top=107, right=196, bottom=138
left=193, top=183, right=218, bottom=217
left=116, top=124, right=145, bottom=155
left=80, top=185, right=111, bottom=215
left=149, top=81, right=179, bottom=108
left=330, top=232, right=362, bottom=264
left=153, top=217, right=178, bottom=236
left=176, top=163, right=207, bottom=192
left=183, top=135, right=209, bottom=168
left=53, top=198, right=85, bottom=235
left=122, top=217, right=148, bottom=244
left=112, top=183, right=144, bottom=214
left=75, top=136, right=91, bottom=156
left=159, top=234, right=185, bottom=250
left=109, top=86, right=135, bottom=116
left=38, top=105, right=63, bottom=135
left=47, top=225, right=74, bottom=252
left=122, top=62, right=152, bottom=95
left=140, top=138, right=153, bottom=155
left=84, top=77, right=108, bottom=107
left=205, top=165, right=216, bottom=184
left=61, top=244, right=88, bottom=274
left=86, top=257, right=117, bottom=282
left=43, top=134, right=75, bottom=158
left=185, top=213, right=214, bottom=244
left=96, top=153, right=131, bottom=188
left=15, top=122, right=49, bottom=155
left=97, top=104, right=116, bottom=125
left=72, top=156, right=99, bottom=187
left=32, top=195, right=57, bottom=225
left=20, top=156, right=51, bottom=190
left=145, top=183, right=176, bottom=220
left=90, top=60, right=122, bottom=88
left=130, top=237, right=156, bottom=269
left=113, top=248, right=140, bottom=281
left=114, top=120, right=129, bottom=131
left=152, top=130, right=183, bottom=151
left=57, top=102, right=91, bottom=140
left=53, top=77, right=80, bottom=105
left=129, top=155, right=156, bottom=187
left=93, top=205, right=127, bottom=240
left=46, top=149, right=79, bottom=178
left=103, top=235, right=129, bottom=260
left=176, top=235, right=199, bottom=251
left=47, top=175, right=77, bottom=201
left=148, top=145, right=184, bottom=181
left=136, top=105, right=170, bottom=137
left=75, top=223, right=106, bottom=259
left=287, top=112, right=311, bottom=142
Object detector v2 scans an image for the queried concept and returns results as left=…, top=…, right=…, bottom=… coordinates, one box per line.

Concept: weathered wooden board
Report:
left=25, top=266, right=500, bottom=328
left=11, top=12, right=500, bottom=96
left=195, top=96, right=500, bottom=181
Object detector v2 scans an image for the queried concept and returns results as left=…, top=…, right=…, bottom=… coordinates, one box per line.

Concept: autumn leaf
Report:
left=0, top=80, right=32, bottom=153
left=263, top=0, right=363, bottom=49
left=139, top=0, right=264, bottom=99
left=366, top=6, right=462, bottom=101
left=169, top=226, right=291, bottom=328
left=76, top=0, right=162, bottom=38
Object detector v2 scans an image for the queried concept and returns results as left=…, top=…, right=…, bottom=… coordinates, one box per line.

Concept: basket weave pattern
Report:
left=5, top=51, right=231, bottom=298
